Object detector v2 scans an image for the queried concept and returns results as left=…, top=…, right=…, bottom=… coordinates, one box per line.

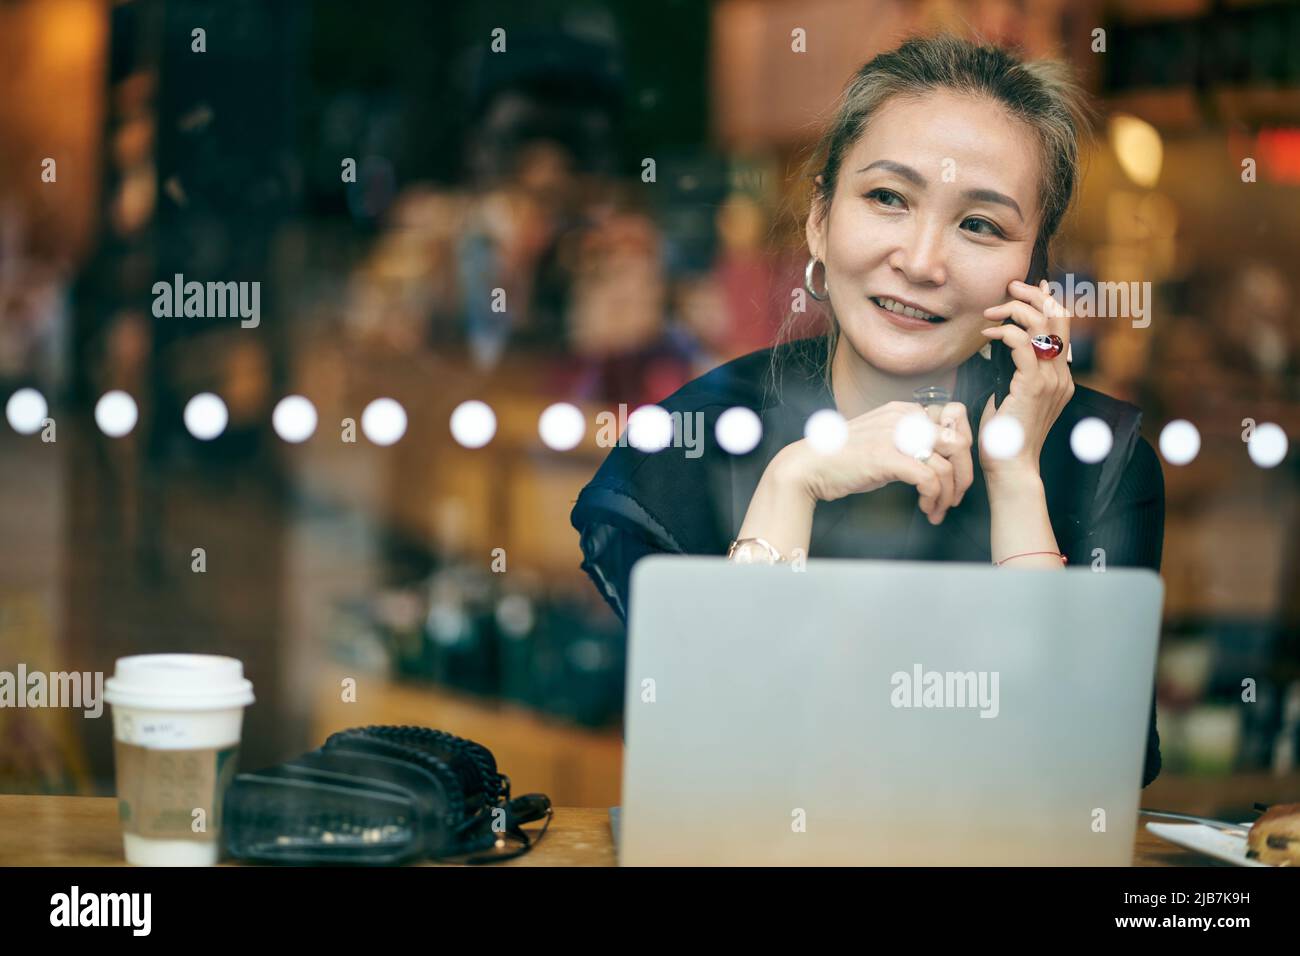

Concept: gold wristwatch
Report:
left=726, top=537, right=785, bottom=564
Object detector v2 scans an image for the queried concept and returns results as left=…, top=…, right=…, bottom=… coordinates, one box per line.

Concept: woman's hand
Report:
left=782, top=399, right=975, bottom=525
left=978, top=279, right=1075, bottom=480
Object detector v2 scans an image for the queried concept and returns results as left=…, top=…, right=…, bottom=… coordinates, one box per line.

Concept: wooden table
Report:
left=0, top=795, right=1234, bottom=866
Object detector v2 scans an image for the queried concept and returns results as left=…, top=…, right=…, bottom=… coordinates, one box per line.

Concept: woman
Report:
left=569, top=36, right=1164, bottom=787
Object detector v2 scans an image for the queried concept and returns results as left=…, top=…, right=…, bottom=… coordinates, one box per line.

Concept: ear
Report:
left=805, top=176, right=828, bottom=258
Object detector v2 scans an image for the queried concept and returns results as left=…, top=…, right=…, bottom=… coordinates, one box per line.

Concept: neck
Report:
left=830, top=334, right=960, bottom=420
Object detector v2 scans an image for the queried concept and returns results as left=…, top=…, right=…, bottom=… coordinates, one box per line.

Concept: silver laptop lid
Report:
left=620, top=556, right=1163, bottom=866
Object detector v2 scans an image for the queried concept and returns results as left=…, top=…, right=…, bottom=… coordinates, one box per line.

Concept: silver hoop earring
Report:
left=804, top=256, right=830, bottom=302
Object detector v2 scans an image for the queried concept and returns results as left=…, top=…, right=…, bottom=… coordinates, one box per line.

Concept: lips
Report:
left=869, top=295, right=949, bottom=328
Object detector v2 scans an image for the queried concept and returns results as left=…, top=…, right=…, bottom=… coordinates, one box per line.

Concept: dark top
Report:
left=569, top=334, right=1165, bottom=788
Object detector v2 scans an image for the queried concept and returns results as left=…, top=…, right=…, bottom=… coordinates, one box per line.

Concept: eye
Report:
left=961, top=216, right=1005, bottom=238
left=865, top=188, right=905, bottom=208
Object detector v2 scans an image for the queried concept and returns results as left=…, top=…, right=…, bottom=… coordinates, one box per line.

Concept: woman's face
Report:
left=806, top=90, right=1042, bottom=377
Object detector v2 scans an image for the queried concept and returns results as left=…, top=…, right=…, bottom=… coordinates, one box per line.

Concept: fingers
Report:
left=933, top=402, right=973, bottom=505
left=1036, top=279, right=1071, bottom=325
left=890, top=401, right=971, bottom=518
left=874, top=400, right=973, bottom=522
left=983, top=299, right=1051, bottom=337
left=1011, top=278, right=1055, bottom=315
left=982, top=322, right=1076, bottom=407
left=1032, top=277, right=1073, bottom=366
left=937, top=401, right=973, bottom=446
left=1006, top=278, right=1069, bottom=325
left=983, top=278, right=1072, bottom=355
left=921, top=453, right=955, bottom=524
left=980, top=322, right=1040, bottom=380
left=892, top=453, right=943, bottom=520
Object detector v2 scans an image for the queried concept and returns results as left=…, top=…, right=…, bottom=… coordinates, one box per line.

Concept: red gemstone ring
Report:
left=1030, top=333, right=1065, bottom=360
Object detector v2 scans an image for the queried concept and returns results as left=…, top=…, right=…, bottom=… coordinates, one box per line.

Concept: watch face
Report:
left=729, top=539, right=777, bottom=564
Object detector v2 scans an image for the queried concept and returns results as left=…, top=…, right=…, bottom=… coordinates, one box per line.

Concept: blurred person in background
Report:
left=341, top=24, right=629, bottom=366
left=550, top=202, right=694, bottom=407
left=456, top=24, right=627, bottom=364
left=709, top=189, right=809, bottom=362
left=1215, top=263, right=1296, bottom=403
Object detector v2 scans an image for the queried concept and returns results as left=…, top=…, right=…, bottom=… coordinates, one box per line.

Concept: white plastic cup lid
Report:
left=103, top=654, right=255, bottom=711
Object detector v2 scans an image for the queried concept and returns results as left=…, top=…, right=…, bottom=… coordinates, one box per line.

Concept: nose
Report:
left=888, top=218, right=947, bottom=286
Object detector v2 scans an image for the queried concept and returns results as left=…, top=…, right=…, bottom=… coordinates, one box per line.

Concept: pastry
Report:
left=1246, top=802, right=1300, bottom=866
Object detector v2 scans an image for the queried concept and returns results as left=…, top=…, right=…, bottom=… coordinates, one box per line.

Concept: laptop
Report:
left=615, top=556, right=1163, bottom=866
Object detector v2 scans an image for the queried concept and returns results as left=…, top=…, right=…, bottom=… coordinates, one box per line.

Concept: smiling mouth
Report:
left=869, top=296, right=949, bottom=323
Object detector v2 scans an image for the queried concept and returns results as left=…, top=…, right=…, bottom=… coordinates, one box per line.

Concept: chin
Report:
left=838, top=311, right=964, bottom=378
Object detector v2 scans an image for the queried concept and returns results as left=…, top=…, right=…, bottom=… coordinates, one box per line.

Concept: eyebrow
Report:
left=857, top=159, right=1024, bottom=221
left=859, top=159, right=925, bottom=186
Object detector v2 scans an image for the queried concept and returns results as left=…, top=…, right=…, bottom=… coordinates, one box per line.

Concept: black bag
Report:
left=222, top=725, right=552, bottom=865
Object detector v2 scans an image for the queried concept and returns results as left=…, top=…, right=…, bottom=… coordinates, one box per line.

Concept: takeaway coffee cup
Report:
left=104, top=654, right=254, bottom=866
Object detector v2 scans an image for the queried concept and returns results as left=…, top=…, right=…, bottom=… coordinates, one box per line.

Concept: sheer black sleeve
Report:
left=571, top=481, right=689, bottom=627
left=576, top=520, right=665, bottom=627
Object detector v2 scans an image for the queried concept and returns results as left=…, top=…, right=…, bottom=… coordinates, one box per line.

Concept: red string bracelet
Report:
left=995, top=551, right=1067, bottom=567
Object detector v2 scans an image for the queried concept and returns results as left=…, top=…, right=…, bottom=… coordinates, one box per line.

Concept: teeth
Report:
left=875, top=297, right=941, bottom=321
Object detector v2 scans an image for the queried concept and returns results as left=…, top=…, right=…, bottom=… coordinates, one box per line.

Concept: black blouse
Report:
left=569, top=334, right=1165, bottom=788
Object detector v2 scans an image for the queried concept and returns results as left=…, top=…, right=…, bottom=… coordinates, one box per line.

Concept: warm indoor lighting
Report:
left=450, top=400, right=496, bottom=449
left=982, top=414, right=1025, bottom=461
left=804, top=409, right=848, bottom=454
left=538, top=402, right=585, bottom=451
left=5, top=388, right=48, bottom=435
left=272, top=395, right=318, bottom=443
left=1159, top=419, right=1201, bottom=466
left=1247, top=423, right=1288, bottom=469
left=94, top=391, right=138, bottom=438
left=715, top=406, right=762, bottom=455
left=893, top=412, right=937, bottom=460
left=627, top=405, right=673, bottom=452
left=362, top=398, right=408, bottom=446
left=183, top=393, right=229, bottom=441
left=1070, top=417, right=1113, bottom=464
left=1109, top=114, right=1163, bottom=188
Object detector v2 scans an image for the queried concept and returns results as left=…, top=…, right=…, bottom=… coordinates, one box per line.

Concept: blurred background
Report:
left=1, top=0, right=1299, bottom=819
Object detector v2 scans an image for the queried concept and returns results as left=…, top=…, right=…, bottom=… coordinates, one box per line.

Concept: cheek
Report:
left=950, top=246, right=1030, bottom=311
left=827, top=203, right=888, bottom=264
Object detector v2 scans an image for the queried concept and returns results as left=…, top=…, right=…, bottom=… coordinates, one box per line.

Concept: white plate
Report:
left=1144, top=822, right=1272, bottom=867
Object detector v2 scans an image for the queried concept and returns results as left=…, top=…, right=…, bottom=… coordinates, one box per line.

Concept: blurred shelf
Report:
left=1109, top=0, right=1210, bottom=23
left=1103, top=88, right=1204, bottom=131
left=287, top=340, right=610, bottom=585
